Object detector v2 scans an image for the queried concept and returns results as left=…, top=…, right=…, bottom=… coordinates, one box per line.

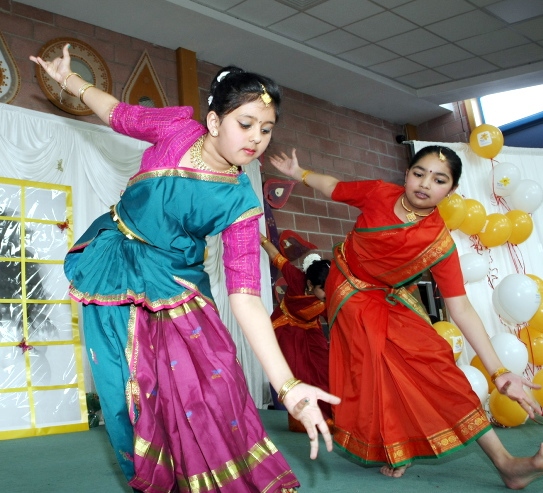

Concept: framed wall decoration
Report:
left=35, top=37, right=112, bottom=116
left=122, top=50, right=168, bottom=108
left=0, top=30, right=20, bottom=104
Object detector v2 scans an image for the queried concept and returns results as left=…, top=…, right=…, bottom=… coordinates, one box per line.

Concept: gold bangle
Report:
left=277, top=377, right=302, bottom=403
left=490, top=367, right=511, bottom=383
left=260, top=238, right=269, bottom=247
left=78, top=83, right=95, bottom=104
left=301, top=169, right=314, bottom=187
left=61, top=72, right=81, bottom=95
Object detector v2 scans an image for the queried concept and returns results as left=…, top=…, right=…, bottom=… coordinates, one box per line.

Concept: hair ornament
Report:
left=217, top=71, right=230, bottom=82
left=207, top=95, right=213, bottom=106
left=438, top=149, right=446, bottom=162
left=302, top=253, right=321, bottom=273
left=260, top=83, right=272, bottom=107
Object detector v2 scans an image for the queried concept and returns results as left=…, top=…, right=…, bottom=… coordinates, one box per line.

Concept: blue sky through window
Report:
left=479, top=84, right=543, bottom=127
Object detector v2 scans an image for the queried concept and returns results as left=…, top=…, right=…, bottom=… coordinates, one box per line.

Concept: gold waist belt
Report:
left=109, top=205, right=147, bottom=243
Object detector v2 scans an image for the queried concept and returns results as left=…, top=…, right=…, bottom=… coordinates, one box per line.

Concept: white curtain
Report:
left=0, top=104, right=273, bottom=406
left=412, top=141, right=543, bottom=373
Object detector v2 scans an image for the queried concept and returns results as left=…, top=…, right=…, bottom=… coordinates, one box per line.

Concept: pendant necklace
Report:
left=401, top=195, right=434, bottom=222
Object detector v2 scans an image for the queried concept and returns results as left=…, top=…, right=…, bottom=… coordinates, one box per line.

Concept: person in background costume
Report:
left=260, top=233, right=332, bottom=431
left=30, top=44, right=339, bottom=493
left=269, top=145, right=543, bottom=489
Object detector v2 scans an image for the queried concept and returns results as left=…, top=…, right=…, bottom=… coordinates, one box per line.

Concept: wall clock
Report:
left=35, top=37, right=112, bottom=116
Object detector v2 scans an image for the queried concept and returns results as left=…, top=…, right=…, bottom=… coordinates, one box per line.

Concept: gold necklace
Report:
left=401, top=195, right=434, bottom=222
left=190, top=136, right=239, bottom=175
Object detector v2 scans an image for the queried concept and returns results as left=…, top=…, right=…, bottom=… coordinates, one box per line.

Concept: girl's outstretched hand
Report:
left=495, top=372, right=543, bottom=419
left=282, top=382, right=340, bottom=460
left=269, top=149, right=301, bottom=180
left=29, top=43, right=72, bottom=85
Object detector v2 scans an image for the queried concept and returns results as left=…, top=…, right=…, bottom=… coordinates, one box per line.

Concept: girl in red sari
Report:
left=269, top=145, right=543, bottom=489
left=260, top=234, right=332, bottom=431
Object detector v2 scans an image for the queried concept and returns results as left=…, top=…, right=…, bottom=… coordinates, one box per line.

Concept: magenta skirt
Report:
left=124, top=298, right=299, bottom=493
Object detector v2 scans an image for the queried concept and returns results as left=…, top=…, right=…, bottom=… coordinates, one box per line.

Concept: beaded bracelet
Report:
left=301, top=169, right=314, bottom=187
left=490, top=367, right=511, bottom=383
left=277, top=377, right=302, bottom=403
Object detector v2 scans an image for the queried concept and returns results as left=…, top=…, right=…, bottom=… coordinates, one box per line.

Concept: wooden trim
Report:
left=176, top=48, right=200, bottom=121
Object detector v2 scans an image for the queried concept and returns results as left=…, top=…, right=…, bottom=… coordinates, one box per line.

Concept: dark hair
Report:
left=207, top=65, right=282, bottom=121
left=408, top=145, right=462, bottom=188
left=305, top=259, right=331, bottom=288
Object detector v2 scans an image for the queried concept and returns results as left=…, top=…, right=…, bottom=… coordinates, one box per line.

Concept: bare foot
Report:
left=499, top=444, right=543, bottom=490
left=379, top=463, right=411, bottom=478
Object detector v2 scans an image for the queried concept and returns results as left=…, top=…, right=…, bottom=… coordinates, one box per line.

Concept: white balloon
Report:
left=460, top=252, right=489, bottom=283
left=491, top=333, right=529, bottom=375
left=497, top=274, right=541, bottom=323
left=489, top=162, right=521, bottom=197
left=458, top=364, right=489, bottom=403
left=510, top=179, right=543, bottom=213
left=491, top=284, right=517, bottom=325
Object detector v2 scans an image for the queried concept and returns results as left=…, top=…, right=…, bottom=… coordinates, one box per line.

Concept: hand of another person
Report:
left=282, top=382, right=340, bottom=460
left=269, top=149, right=301, bottom=179
left=29, top=43, right=72, bottom=85
left=495, top=372, right=542, bottom=419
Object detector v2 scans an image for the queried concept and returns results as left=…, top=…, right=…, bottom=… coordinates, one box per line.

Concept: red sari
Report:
left=327, top=181, right=490, bottom=468
left=271, top=254, right=332, bottom=421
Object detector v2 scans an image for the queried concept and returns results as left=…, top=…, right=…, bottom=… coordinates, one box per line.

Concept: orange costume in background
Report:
left=271, top=254, right=332, bottom=422
left=326, top=180, right=490, bottom=468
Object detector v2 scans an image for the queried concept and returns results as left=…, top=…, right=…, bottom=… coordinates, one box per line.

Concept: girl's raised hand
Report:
left=269, top=149, right=301, bottom=179
left=29, top=43, right=72, bottom=85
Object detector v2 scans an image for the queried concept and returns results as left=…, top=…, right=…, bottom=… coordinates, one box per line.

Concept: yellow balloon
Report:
left=432, top=321, right=464, bottom=361
left=527, top=274, right=543, bottom=294
left=489, top=388, right=528, bottom=427
left=458, top=199, right=487, bottom=235
left=532, top=370, right=543, bottom=407
left=506, top=210, right=533, bottom=245
left=471, top=355, right=494, bottom=392
left=518, top=325, right=543, bottom=366
left=470, top=124, right=504, bottom=159
left=477, top=213, right=512, bottom=247
left=437, top=193, right=467, bottom=230
left=528, top=300, right=543, bottom=333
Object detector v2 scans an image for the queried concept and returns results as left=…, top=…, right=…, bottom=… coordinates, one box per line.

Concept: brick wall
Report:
left=415, top=101, right=472, bottom=144
left=3, top=0, right=465, bottom=261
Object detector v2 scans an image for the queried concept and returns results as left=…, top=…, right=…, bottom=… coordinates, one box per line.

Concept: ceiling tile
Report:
left=370, top=0, right=412, bottom=8
left=344, top=11, right=417, bottom=42
left=270, top=12, right=334, bottom=41
left=377, top=28, right=447, bottom=56
left=426, top=10, right=506, bottom=42
left=192, top=0, right=243, bottom=11
left=513, top=17, right=543, bottom=41
left=485, top=0, right=543, bottom=23
left=408, top=44, right=472, bottom=67
left=482, top=42, right=543, bottom=68
left=305, top=29, right=368, bottom=54
left=435, top=57, right=498, bottom=78
left=393, top=0, right=475, bottom=26
left=307, top=0, right=383, bottom=27
left=369, top=57, right=426, bottom=77
left=396, top=69, right=451, bottom=89
left=456, top=28, right=529, bottom=55
left=227, top=0, right=296, bottom=27
left=339, top=43, right=398, bottom=66
left=468, top=0, right=500, bottom=6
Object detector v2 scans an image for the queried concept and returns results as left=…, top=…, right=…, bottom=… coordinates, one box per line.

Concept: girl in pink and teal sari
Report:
left=31, top=44, right=339, bottom=493
left=270, top=146, right=543, bottom=490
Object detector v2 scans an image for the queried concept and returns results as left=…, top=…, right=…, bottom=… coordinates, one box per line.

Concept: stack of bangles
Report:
left=490, top=367, right=511, bottom=384
left=278, top=377, right=302, bottom=403
left=59, top=71, right=95, bottom=105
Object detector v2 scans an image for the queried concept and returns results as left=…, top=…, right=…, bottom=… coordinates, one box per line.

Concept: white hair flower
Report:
left=207, top=95, right=213, bottom=106
left=217, top=71, right=230, bottom=82
left=302, top=253, right=321, bottom=273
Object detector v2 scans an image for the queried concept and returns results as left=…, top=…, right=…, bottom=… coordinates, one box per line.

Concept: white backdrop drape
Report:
left=412, top=141, right=543, bottom=373
left=0, top=103, right=272, bottom=407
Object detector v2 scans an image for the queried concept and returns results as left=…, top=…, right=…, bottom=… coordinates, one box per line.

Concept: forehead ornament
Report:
left=260, top=84, right=272, bottom=107
left=438, top=149, right=446, bottom=162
